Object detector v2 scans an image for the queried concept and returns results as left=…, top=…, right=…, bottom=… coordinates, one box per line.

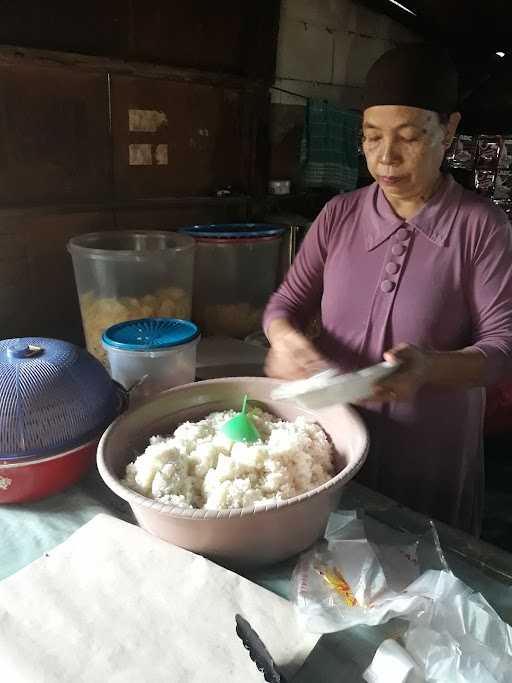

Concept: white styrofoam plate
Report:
left=270, top=361, right=401, bottom=409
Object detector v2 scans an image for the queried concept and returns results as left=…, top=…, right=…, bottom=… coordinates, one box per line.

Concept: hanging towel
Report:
left=300, top=100, right=361, bottom=192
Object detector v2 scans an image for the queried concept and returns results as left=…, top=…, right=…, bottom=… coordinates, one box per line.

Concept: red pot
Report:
left=0, top=337, right=129, bottom=504
left=0, top=438, right=98, bottom=504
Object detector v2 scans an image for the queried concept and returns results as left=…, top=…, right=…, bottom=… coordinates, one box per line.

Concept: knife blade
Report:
left=235, top=614, right=288, bottom=683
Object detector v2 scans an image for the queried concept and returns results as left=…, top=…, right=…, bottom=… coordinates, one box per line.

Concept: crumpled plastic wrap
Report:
left=363, top=639, right=424, bottom=683
left=291, top=511, right=448, bottom=633
left=363, top=571, right=512, bottom=682
left=402, top=571, right=512, bottom=683
left=291, top=510, right=512, bottom=682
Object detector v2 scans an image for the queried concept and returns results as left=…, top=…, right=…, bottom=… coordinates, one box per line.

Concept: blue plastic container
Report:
left=177, top=223, right=286, bottom=338
left=102, top=318, right=200, bottom=399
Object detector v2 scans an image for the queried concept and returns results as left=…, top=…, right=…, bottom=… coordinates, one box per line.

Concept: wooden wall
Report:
left=0, top=1, right=279, bottom=78
left=0, top=1, right=280, bottom=343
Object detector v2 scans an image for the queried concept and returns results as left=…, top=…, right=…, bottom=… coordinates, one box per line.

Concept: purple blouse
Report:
left=264, top=175, right=512, bottom=533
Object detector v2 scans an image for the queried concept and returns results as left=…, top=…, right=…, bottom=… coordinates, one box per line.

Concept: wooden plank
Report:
left=269, top=103, right=304, bottom=181
left=128, top=0, right=245, bottom=74
left=110, top=75, right=253, bottom=198
left=241, top=1, right=281, bottom=81
left=0, top=1, right=280, bottom=81
left=0, top=63, right=112, bottom=205
left=0, top=211, right=116, bottom=344
left=0, top=230, right=31, bottom=337
left=27, top=212, right=118, bottom=344
left=241, top=89, right=272, bottom=197
left=0, top=196, right=250, bottom=214
left=114, top=202, right=248, bottom=230
left=0, top=232, right=26, bottom=264
left=0, top=1, right=127, bottom=58
left=0, top=44, right=262, bottom=90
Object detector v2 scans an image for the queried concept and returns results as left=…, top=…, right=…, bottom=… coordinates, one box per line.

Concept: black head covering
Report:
left=363, top=43, right=459, bottom=114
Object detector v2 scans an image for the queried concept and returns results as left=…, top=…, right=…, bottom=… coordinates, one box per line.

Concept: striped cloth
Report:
left=300, top=99, right=361, bottom=192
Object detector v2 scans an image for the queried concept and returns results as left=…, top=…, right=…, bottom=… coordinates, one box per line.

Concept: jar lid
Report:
left=0, top=338, right=121, bottom=461
left=102, top=318, right=200, bottom=352
left=178, top=223, right=286, bottom=240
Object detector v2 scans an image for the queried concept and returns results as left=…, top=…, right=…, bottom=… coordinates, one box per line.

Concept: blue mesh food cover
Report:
left=0, top=338, right=121, bottom=460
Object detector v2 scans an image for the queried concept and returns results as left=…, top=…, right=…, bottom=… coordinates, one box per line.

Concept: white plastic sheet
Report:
left=291, top=510, right=512, bottom=682
left=363, top=639, right=425, bottom=683
left=363, top=571, right=512, bottom=682
left=402, top=571, right=512, bottom=683
left=291, top=511, right=447, bottom=633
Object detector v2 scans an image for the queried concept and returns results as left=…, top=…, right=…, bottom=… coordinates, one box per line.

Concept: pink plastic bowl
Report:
left=97, top=377, right=369, bottom=567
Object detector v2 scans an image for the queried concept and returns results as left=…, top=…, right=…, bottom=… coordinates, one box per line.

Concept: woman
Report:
left=263, top=44, right=512, bottom=535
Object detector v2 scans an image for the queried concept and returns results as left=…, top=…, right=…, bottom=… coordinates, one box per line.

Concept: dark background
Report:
left=0, top=1, right=280, bottom=342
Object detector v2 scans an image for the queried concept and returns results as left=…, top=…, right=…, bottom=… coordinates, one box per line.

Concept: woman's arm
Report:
left=423, top=347, right=486, bottom=386
left=263, top=203, right=335, bottom=380
left=263, top=203, right=332, bottom=335
left=376, top=219, right=512, bottom=401
left=373, top=344, right=487, bottom=401
left=264, top=318, right=328, bottom=380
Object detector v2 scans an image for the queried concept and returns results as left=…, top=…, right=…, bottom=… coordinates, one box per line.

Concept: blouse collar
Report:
left=364, top=174, right=463, bottom=251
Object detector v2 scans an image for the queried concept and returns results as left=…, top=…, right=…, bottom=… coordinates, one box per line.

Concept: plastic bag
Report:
left=291, top=510, right=448, bottom=633
left=293, top=510, right=512, bottom=680
left=363, top=639, right=425, bottom=683
left=404, top=571, right=512, bottom=683
left=364, top=571, right=512, bottom=682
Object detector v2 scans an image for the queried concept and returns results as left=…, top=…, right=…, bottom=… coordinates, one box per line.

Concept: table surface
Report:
left=2, top=471, right=512, bottom=682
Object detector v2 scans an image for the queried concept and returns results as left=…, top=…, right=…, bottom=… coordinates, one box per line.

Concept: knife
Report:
left=235, top=614, right=288, bottom=683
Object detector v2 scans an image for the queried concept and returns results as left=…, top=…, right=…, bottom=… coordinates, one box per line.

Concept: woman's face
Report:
left=362, top=105, right=460, bottom=199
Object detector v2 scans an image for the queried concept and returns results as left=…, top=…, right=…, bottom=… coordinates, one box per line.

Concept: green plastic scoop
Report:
left=222, top=394, right=261, bottom=443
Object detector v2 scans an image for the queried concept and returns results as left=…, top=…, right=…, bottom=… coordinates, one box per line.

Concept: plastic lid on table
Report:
left=102, top=318, right=200, bottom=352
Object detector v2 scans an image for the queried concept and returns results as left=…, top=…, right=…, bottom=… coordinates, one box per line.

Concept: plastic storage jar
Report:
left=102, top=318, right=200, bottom=402
left=67, top=231, right=195, bottom=365
left=178, top=224, right=286, bottom=339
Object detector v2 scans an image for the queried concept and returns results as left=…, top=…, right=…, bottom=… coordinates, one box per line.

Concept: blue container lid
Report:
left=102, top=318, right=200, bottom=352
left=177, top=223, right=286, bottom=240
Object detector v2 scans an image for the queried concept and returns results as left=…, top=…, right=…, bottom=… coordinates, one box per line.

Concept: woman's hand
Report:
left=372, top=343, right=431, bottom=402
left=265, top=319, right=328, bottom=380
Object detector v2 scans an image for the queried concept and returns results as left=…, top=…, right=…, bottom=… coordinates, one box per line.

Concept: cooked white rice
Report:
left=123, top=407, right=335, bottom=510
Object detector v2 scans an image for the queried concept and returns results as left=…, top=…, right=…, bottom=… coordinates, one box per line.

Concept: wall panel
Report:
left=0, top=64, right=111, bottom=205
